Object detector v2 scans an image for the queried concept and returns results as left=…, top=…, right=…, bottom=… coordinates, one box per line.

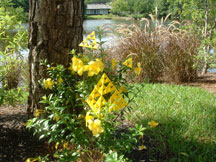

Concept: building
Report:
left=86, top=4, right=111, bottom=15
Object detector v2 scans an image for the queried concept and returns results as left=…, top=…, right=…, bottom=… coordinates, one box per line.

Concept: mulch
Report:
left=1, top=72, right=216, bottom=162
left=0, top=106, right=48, bottom=162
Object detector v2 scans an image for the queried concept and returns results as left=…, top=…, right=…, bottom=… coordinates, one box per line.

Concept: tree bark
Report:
left=28, top=0, right=84, bottom=115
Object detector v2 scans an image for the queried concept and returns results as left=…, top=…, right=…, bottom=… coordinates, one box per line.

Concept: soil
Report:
left=1, top=72, right=216, bottom=162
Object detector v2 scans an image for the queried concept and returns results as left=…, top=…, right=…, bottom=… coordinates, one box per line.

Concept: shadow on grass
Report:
left=127, top=116, right=216, bottom=162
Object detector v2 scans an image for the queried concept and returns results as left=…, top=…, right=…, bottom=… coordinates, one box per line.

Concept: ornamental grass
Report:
left=113, top=13, right=200, bottom=83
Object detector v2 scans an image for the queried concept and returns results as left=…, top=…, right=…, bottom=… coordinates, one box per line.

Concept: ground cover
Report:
left=127, top=82, right=216, bottom=161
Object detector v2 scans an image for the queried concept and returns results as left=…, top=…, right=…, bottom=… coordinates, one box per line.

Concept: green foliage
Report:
left=0, top=0, right=28, bottom=106
left=0, top=87, right=28, bottom=106
left=11, top=0, right=29, bottom=13
left=104, top=150, right=130, bottom=162
left=110, top=0, right=130, bottom=16
left=128, top=83, right=216, bottom=161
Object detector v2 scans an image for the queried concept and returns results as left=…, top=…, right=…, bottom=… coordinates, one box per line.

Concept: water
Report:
left=21, top=19, right=131, bottom=54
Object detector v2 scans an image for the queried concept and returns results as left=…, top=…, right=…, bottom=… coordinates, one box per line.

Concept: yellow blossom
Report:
left=72, top=56, right=88, bottom=76
left=123, top=58, right=133, bottom=68
left=87, top=119, right=104, bottom=137
left=43, top=78, right=54, bottom=90
left=63, top=142, right=68, bottom=149
left=53, top=115, right=60, bottom=122
left=134, top=62, right=141, bottom=75
left=34, top=109, right=46, bottom=117
left=78, top=114, right=85, bottom=120
left=85, top=111, right=94, bottom=126
left=87, top=59, right=104, bottom=77
left=58, top=77, right=63, bottom=84
left=138, top=145, right=147, bottom=150
left=55, top=142, right=59, bottom=150
left=111, top=58, right=118, bottom=70
left=148, top=120, right=159, bottom=128
left=25, top=158, right=38, bottom=162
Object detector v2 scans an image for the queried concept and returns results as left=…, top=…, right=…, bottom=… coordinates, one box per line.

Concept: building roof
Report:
left=87, top=4, right=111, bottom=10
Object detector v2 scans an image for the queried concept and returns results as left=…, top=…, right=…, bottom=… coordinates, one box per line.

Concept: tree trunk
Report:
left=28, top=0, right=84, bottom=115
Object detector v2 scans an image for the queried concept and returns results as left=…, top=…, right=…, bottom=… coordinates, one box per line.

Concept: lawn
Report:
left=127, top=83, right=216, bottom=162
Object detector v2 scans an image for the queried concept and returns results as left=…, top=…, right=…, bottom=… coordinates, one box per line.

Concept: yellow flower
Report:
left=78, top=114, right=85, bottom=120
left=87, top=59, right=104, bottom=77
left=43, top=78, right=54, bottom=90
left=25, top=158, right=38, bottom=162
left=58, top=77, right=63, bottom=84
left=111, top=58, right=118, bottom=70
left=72, top=56, right=88, bottom=76
left=138, top=145, right=147, bottom=150
left=148, top=120, right=159, bottom=128
left=123, top=58, right=133, bottom=68
left=85, top=111, right=94, bottom=126
left=63, top=142, right=68, bottom=149
left=134, top=62, right=141, bottom=75
left=34, top=109, right=46, bottom=117
left=87, top=119, right=104, bottom=137
left=53, top=115, right=60, bottom=122
left=55, top=142, right=59, bottom=150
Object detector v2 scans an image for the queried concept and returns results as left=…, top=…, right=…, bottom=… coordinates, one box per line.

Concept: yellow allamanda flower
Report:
left=87, top=58, right=104, bottom=77
left=43, top=78, right=54, bottom=90
left=25, top=158, right=38, bottom=162
left=57, top=77, right=63, bottom=84
left=148, top=120, right=159, bottom=128
left=87, top=119, right=104, bottom=137
left=34, top=109, right=46, bottom=117
left=71, top=56, right=88, bottom=76
left=123, top=57, right=133, bottom=68
left=134, top=62, right=141, bottom=75
left=111, top=58, right=118, bottom=70
left=138, top=145, right=147, bottom=150
left=85, top=111, right=94, bottom=126
left=72, top=56, right=83, bottom=71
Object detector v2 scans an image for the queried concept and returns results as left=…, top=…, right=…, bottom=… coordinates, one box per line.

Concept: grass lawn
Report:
left=127, top=83, right=216, bottom=162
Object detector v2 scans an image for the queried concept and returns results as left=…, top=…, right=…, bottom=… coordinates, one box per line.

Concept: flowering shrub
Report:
left=27, top=31, right=144, bottom=162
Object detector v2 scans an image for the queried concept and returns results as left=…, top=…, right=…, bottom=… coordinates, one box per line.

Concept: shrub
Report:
left=27, top=31, right=145, bottom=162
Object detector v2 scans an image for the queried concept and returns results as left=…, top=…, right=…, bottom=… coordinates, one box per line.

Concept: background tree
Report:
left=180, top=0, right=216, bottom=74
left=28, top=0, right=84, bottom=114
left=12, top=0, right=29, bottom=12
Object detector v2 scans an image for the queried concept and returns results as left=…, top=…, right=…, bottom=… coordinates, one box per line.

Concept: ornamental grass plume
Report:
left=113, top=12, right=200, bottom=83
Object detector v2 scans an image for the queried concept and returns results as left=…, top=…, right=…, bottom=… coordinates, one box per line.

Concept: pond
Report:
left=21, top=19, right=131, bottom=56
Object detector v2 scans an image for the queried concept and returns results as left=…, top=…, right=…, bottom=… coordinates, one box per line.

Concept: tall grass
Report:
left=113, top=13, right=200, bottom=83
